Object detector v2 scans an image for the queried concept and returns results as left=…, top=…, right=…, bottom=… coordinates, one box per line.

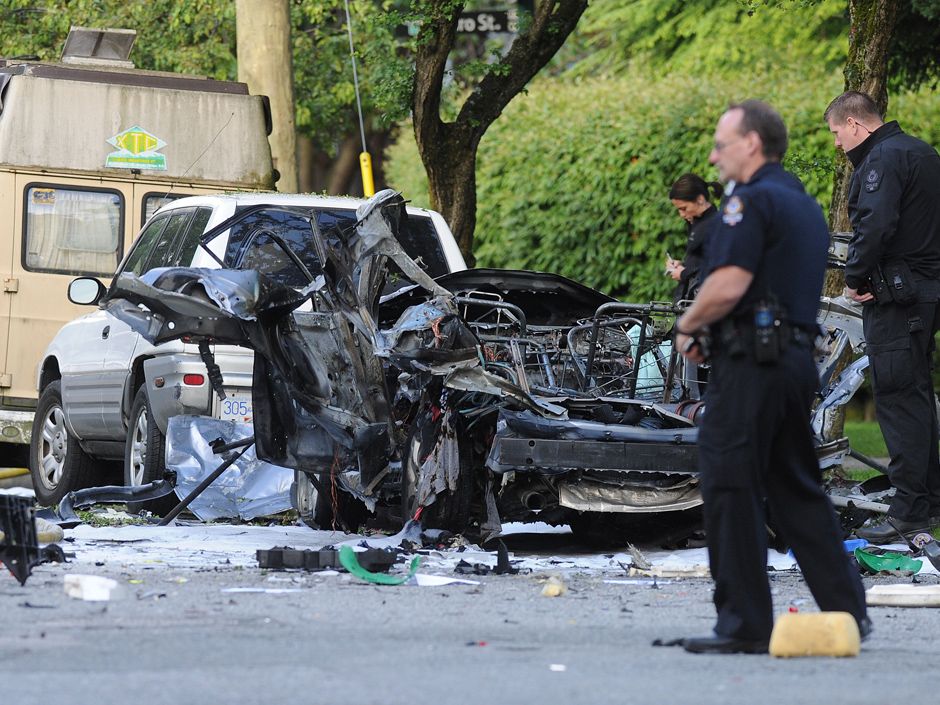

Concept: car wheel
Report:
left=309, top=470, right=369, bottom=532
left=291, top=470, right=319, bottom=529
left=29, top=380, right=99, bottom=506
left=124, top=386, right=177, bottom=516
left=291, top=467, right=369, bottom=532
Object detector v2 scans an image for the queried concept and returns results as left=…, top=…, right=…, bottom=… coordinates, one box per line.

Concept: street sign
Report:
left=457, top=10, right=516, bottom=35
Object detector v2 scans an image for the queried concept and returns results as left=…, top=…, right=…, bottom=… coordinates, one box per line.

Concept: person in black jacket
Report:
left=673, top=99, right=869, bottom=654
left=825, top=90, right=940, bottom=542
left=666, top=174, right=722, bottom=301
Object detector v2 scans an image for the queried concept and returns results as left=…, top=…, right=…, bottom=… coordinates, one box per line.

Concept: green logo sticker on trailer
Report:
left=105, top=126, right=167, bottom=170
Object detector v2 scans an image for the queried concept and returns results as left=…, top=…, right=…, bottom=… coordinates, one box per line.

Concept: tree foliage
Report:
left=566, top=0, right=940, bottom=89
left=566, top=0, right=849, bottom=78
left=387, top=69, right=939, bottom=301
left=1, top=0, right=237, bottom=78
left=402, top=0, right=588, bottom=262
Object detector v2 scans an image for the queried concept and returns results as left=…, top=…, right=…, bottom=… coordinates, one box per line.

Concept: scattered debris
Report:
left=339, top=545, right=420, bottom=585
left=1, top=494, right=39, bottom=585
left=629, top=565, right=710, bottom=579
left=651, top=637, right=685, bottom=648
left=167, top=417, right=293, bottom=521
left=2, top=493, right=70, bottom=585
left=866, top=584, right=940, bottom=607
left=64, top=574, right=122, bottom=601
left=854, top=548, right=923, bottom=575
left=494, top=539, right=519, bottom=575
left=541, top=575, right=568, bottom=597
left=626, top=543, right=651, bottom=571
left=257, top=545, right=398, bottom=573
left=412, top=574, right=480, bottom=586
left=35, top=517, right=64, bottom=544
left=220, top=587, right=304, bottom=594
left=455, top=559, right=493, bottom=576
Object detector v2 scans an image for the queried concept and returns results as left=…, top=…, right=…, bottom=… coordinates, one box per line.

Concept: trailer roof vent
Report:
left=61, top=26, right=136, bottom=69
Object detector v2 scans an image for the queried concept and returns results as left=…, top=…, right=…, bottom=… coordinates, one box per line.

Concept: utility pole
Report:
left=236, top=0, right=298, bottom=192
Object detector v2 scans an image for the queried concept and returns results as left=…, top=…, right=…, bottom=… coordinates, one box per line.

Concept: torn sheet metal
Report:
left=817, top=296, right=866, bottom=353
left=166, top=416, right=293, bottom=521
left=413, top=410, right=461, bottom=508
left=811, top=356, right=869, bottom=437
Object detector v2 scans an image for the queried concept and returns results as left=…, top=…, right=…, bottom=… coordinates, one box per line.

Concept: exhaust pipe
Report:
left=521, top=490, right=546, bottom=511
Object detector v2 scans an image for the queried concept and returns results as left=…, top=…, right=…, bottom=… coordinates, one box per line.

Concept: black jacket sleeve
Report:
left=844, top=150, right=906, bottom=289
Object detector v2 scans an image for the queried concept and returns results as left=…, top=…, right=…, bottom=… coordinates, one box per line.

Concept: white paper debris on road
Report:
left=410, top=574, right=480, bottom=587
left=220, top=587, right=305, bottom=594
left=64, top=574, right=122, bottom=601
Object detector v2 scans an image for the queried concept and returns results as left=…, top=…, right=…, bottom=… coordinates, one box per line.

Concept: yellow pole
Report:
left=0, top=467, right=29, bottom=479
left=360, top=152, right=375, bottom=197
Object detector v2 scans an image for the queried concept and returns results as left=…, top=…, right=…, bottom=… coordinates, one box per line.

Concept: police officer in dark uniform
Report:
left=673, top=100, right=869, bottom=654
left=825, top=91, right=940, bottom=542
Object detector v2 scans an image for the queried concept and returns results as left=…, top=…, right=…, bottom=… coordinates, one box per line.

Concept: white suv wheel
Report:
left=129, top=406, right=149, bottom=486
left=37, top=406, right=68, bottom=491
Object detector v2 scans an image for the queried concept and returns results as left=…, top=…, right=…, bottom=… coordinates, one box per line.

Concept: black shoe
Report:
left=855, top=516, right=929, bottom=544
left=682, top=635, right=769, bottom=654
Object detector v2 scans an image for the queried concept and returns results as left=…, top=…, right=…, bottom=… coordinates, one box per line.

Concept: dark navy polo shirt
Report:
left=704, top=162, right=828, bottom=328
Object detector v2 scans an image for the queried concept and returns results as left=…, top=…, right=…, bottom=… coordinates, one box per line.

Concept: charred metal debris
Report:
left=100, top=190, right=870, bottom=542
left=1, top=494, right=70, bottom=585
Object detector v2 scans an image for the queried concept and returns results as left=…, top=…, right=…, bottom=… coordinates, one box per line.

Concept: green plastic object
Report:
left=338, top=545, right=421, bottom=585
left=854, top=547, right=923, bottom=574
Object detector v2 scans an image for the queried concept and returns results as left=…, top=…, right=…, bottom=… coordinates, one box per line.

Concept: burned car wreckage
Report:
left=100, top=190, right=868, bottom=541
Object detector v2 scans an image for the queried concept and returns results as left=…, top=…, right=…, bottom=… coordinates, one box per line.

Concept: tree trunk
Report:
left=424, top=131, right=479, bottom=265
left=411, top=0, right=587, bottom=263
left=328, top=134, right=362, bottom=196
left=297, top=135, right=316, bottom=193
left=822, top=0, right=900, bottom=443
left=236, top=0, right=298, bottom=192
left=827, top=0, right=900, bottom=258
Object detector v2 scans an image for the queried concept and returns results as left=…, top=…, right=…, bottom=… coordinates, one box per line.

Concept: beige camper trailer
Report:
left=0, top=56, right=274, bottom=448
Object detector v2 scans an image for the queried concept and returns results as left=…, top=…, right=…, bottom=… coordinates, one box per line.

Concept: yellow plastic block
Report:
left=769, top=612, right=860, bottom=658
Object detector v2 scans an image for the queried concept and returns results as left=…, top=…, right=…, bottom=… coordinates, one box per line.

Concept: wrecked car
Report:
left=93, top=189, right=870, bottom=542
left=88, top=190, right=711, bottom=541
left=30, top=193, right=465, bottom=508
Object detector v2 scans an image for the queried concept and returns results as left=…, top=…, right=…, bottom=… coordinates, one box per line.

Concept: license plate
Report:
left=218, top=390, right=253, bottom=424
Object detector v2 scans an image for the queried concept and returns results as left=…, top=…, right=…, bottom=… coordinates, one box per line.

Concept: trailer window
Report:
left=142, top=193, right=187, bottom=226
left=23, top=185, right=123, bottom=276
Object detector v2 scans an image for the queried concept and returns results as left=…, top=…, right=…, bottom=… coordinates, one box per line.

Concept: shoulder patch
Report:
left=722, top=195, right=744, bottom=226
left=865, top=168, right=881, bottom=193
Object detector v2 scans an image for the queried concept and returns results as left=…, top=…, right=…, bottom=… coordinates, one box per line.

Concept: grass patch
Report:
left=843, top=467, right=883, bottom=483
left=844, top=421, right=888, bottom=458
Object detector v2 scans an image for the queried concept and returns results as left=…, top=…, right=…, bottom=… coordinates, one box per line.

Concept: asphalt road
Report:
left=3, top=525, right=940, bottom=705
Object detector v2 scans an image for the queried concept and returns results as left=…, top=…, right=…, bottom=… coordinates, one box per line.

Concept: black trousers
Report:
left=698, top=344, right=867, bottom=641
left=863, top=300, right=940, bottom=522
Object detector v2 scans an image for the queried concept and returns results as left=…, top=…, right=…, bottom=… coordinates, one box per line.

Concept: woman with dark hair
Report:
left=665, top=173, right=723, bottom=301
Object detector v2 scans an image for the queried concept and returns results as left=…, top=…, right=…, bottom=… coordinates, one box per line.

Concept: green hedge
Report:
left=386, top=70, right=940, bottom=301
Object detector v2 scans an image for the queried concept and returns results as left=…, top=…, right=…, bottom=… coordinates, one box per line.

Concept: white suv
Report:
left=29, top=193, right=466, bottom=506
